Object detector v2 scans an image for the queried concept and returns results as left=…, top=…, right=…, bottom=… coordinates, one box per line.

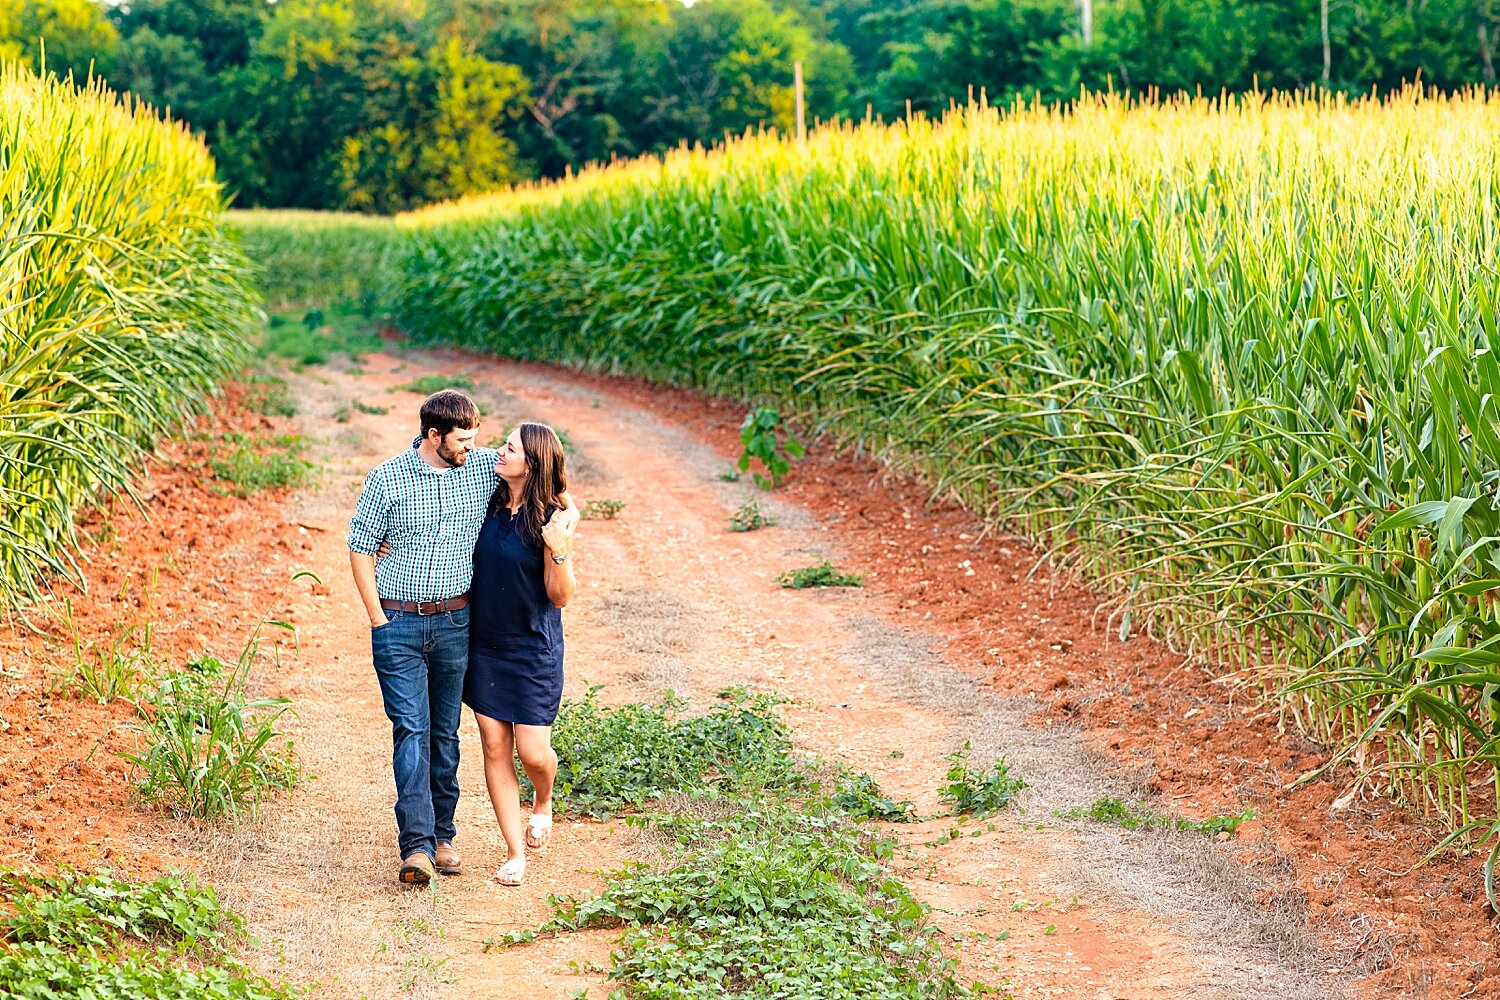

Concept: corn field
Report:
left=227, top=210, right=406, bottom=309
left=1, top=66, right=256, bottom=607
left=369, top=89, right=1500, bottom=866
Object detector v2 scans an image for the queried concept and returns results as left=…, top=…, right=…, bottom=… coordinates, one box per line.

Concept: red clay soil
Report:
left=527, top=363, right=1500, bottom=1000
left=0, top=385, right=305, bottom=879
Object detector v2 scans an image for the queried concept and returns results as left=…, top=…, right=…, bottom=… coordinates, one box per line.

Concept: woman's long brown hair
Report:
left=490, top=422, right=568, bottom=543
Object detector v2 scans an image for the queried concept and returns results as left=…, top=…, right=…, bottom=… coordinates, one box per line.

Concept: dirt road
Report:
left=132, top=345, right=1356, bottom=1000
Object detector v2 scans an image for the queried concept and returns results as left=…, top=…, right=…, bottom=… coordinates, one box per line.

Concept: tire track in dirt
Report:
left=164, top=348, right=1344, bottom=999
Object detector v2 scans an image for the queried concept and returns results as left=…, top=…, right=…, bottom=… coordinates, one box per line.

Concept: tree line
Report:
left=6, top=0, right=1499, bottom=213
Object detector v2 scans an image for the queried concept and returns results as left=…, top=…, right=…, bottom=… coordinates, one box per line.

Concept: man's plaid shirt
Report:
left=347, top=439, right=499, bottom=602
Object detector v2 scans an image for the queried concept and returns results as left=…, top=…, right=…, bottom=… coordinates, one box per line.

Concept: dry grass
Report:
left=587, top=587, right=698, bottom=695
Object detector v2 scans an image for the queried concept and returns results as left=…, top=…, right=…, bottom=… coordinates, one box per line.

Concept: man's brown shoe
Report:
left=434, top=842, right=461, bottom=876
left=399, top=853, right=435, bottom=886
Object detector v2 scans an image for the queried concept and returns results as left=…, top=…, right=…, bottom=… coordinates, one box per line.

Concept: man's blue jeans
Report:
left=370, top=605, right=468, bottom=862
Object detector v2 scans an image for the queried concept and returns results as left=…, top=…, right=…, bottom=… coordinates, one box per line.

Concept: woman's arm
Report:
left=541, top=515, right=578, bottom=608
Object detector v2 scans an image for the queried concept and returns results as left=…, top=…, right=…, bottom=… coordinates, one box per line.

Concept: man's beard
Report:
left=436, top=441, right=467, bottom=467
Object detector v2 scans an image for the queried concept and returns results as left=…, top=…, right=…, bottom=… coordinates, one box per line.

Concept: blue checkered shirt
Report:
left=347, top=439, right=499, bottom=601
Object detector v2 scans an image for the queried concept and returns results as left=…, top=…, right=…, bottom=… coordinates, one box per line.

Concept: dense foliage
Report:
left=0, top=869, right=298, bottom=999
left=503, top=688, right=981, bottom=997
left=375, top=91, right=1500, bottom=862
left=0, top=64, right=255, bottom=609
left=7, top=0, right=1500, bottom=210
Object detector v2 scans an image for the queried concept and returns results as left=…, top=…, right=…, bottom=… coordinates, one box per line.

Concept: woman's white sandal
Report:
left=526, top=813, right=553, bottom=850
left=492, top=856, right=525, bottom=886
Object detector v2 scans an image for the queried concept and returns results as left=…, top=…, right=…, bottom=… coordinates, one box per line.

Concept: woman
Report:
left=465, top=422, right=577, bottom=886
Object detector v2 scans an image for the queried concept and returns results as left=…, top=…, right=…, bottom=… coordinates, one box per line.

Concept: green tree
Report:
left=1, top=0, right=118, bottom=81
left=339, top=36, right=529, bottom=212
left=453, top=0, right=670, bottom=178
left=108, top=26, right=211, bottom=119
left=637, top=0, right=853, bottom=149
left=214, top=0, right=371, bottom=208
left=110, top=0, right=271, bottom=73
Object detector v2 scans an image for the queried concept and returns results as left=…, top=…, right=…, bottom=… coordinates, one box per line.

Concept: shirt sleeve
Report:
left=347, top=472, right=391, bottom=555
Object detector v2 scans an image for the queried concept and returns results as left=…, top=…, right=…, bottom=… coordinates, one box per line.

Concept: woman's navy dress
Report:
left=465, top=505, right=563, bottom=726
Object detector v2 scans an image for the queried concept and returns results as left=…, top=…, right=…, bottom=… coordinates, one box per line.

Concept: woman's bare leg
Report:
left=515, top=724, right=558, bottom=845
left=474, top=713, right=525, bottom=864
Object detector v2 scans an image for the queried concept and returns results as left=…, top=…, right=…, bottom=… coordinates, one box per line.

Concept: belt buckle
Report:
left=417, top=599, right=441, bottom=616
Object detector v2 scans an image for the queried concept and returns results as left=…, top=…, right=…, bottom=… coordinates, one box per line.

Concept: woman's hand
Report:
left=541, top=508, right=577, bottom=557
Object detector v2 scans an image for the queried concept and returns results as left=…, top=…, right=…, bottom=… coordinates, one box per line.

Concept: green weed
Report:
left=493, top=685, right=990, bottom=996
left=242, top=372, right=297, bottom=417
left=831, top=768, right=916, bottom=822
left=209, top=433, right=315, bottom=497
left=939, top=742, right=1026, bottom=817
left=59, top=618, right=156, bottom=706
left=259, top=302, right=384, bottom=364
left=544, top=687, right=800, bottom=817
left=352, top=399, right=389, bottom=415
left=0, top=868, right=298, bottom=999
left=739, top=406, right=804, bottom=489
left=122, top=622, right=303, bottom=823
left=581, top=498, right=625, bottom=520
left=395, top=373, right=474, bottom=394
left=511, top=805, right=970, bottom=998
left=1060, top=797, right=1255, bottom=838
left=776, top=560, right=863, bottom=589
left=728, top=500, right=776, bottom=533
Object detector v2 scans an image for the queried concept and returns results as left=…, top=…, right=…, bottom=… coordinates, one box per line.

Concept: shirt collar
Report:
left=406, top=439, right=454, bottom=476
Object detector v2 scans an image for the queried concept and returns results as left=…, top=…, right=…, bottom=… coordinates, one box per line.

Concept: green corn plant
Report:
left=1, top=66, right=257, bottom=613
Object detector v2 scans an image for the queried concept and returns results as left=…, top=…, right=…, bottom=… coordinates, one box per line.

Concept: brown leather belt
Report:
left=379, top=594, right=469, bottom=616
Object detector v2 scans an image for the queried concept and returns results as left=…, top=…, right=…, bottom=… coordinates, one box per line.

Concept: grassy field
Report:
left=227, top=209, right=405, bottom=309
left=235, top=89, right=1500, bottom=864
left=1, top=65, right=257, bottom=608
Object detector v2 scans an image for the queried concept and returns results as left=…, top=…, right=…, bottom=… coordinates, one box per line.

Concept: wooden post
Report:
left=794, top=61, right=806, bottom=143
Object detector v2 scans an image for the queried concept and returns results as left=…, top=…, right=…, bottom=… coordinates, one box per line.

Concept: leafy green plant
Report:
left=939, top=742, right=1026, bottom=817
left=64, top=621, right=157, bottom=706
left=0, top=868, right=298, bottom=999
left=738, top=406, right=804, bottom=489
left=352, top=399, right=389, bottom=415
left=395, top=373, right=475, bottom=394
left=544, top=687, right=799, bottom=817
left=716, top=469, right=742, bottom=482
left=209, top=433, right=315, bottom=496
left=776, top=560, right=863, bottom=589
left=122, top=623, right=303, bottom=823
left=831, top=769, right=916, bottom=823
left=1059, top=797, right=1255, bottom=838
left=259, top=302, right=385, bottom=364
left=508, top=804, right=971, bottom=998
left=581, top=498, right=626, bottom=520
left=489, top=683, right=988, bottom=996
left=242, top=372, right=298, bottom=417
left=728, top=500, right=776, bottom=532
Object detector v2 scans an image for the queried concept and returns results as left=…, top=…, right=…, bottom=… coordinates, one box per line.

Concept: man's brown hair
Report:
left=419, top=390, right=481, bottom=439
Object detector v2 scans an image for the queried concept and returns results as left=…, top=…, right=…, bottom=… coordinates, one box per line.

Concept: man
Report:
left=347, top=388, right=577, bottom=885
